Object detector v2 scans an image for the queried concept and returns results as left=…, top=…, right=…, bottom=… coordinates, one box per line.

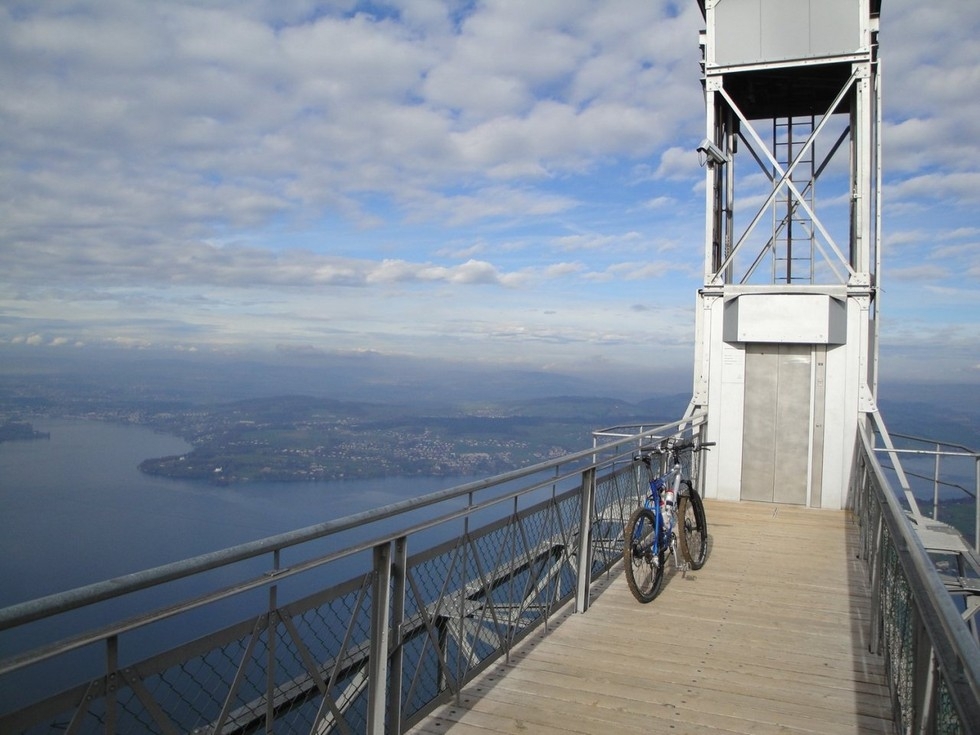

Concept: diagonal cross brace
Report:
left=739, top=125, right=851, bottom=283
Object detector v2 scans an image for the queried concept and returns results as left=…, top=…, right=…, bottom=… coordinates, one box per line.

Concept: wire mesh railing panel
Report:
left=853, top=424, right=980, bottom=735
left=157, top=630, right=263, bottom=729
left=3, top=581, right=379, bottom=734
left=397, top=482, right=611, bottom=725
left=591, top=463, right=642, bottom=572
left=271, top=581, right=376, bottom=734
left=880, top=530, right=915, bottom=727
left=936, top=676, right=965, bottom=735
left=396, top=614, right=445, bottom=721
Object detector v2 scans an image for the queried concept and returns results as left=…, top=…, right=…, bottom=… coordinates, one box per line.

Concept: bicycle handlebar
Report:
left=634, top=438, right=714, bottom=463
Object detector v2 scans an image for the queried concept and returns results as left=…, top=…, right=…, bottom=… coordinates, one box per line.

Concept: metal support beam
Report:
left=105, top=635, right=118, bottom=735
left=576, top=467, right=597, bottom=614
left=368, top=542, right=392, bottom=735
left=388, top=536, right=407, bottom=733
left=867, top=406, right=923, bottom=521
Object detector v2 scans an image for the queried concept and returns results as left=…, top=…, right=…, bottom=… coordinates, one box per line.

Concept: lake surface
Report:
left=0, top=418, right=472, bottom=609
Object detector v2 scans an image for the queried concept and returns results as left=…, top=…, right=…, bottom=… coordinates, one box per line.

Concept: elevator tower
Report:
left=693, top=0, right=881, bottom=509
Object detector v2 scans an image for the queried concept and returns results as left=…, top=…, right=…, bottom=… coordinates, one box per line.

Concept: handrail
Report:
left=887, top=432, right=978, bottom=457
left=869, top=429, right=980, bottom=553
left=854, top=419, right=980, bottom=731
left=867, top=407, right=923, bottom=519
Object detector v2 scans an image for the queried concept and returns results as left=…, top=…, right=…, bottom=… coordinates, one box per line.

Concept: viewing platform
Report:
left=5, top=3, right=980, bottom=733
left=412, top=500, right=893, bottom=735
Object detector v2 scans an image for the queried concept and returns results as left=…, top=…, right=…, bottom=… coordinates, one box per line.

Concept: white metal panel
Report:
left=701, top=294, right=744, bottom=502
left=760, top=0, right=809, bottom=62
left=835, top=295, right=871, bottom=508
left=714, top=0, right=762, bottom=65
left=717, top=328, right=746, bottom=502
left=723, top=293, right=846, bottom=344
left=712, top=0, right=866, bottom=67
left=821, top=342, right=849, bottom=509
left=810, top=0, right=863, bottom=57
left=810, top=346, right=827, bottom=508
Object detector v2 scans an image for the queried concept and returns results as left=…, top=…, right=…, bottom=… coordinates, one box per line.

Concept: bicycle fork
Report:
left=665, top=471, right=690, bottom=575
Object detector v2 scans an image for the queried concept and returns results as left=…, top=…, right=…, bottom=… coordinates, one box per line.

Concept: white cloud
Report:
left=654, top=146, right=700, bottom=180
left=551, top=232, right=644, bottom=252
left=544, top=262, right=586, bottom=278
left=365, top=258, right=505, bottom=286
left=423, top=186, right=578, bottom=225
left=886, top=265, right=949, bottom=282
left=643, top=195, right=677, bottom=210
left=888, top=172, right=980, bottom=207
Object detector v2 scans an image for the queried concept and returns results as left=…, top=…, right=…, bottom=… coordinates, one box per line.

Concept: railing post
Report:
left=105, top=635, right=118, bottom=735
left=869, top=511, right=884, bottom=654
left=912, top=632, right=937, bottom=735
left=266, top=550, right=279, bottom=733
left=368, top=541, right=392, bottom=735
left=388, top=536, right=407, bottom=734
left=576, top=467, right=596, bottom=614
left=975, top=456, right=979, bottom=554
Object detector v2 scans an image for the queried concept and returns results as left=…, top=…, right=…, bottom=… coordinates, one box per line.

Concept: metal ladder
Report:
left=771, top=115, right=816, bottom=284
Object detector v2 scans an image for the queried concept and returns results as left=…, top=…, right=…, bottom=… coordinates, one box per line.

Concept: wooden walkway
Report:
left=410, top=500, right=895, bottom=735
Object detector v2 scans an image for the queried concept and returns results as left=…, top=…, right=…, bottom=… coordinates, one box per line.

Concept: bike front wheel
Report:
left=678, top=481, right=708, bottom=569
left=623, top=506, right=666, bottom=603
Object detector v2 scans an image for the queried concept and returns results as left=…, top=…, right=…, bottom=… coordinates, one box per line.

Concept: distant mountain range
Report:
left=0, top=343, right=686, bottom=406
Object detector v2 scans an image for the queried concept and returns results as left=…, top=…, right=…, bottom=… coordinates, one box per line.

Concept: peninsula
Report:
left=135, top=395, right=673, bottom=485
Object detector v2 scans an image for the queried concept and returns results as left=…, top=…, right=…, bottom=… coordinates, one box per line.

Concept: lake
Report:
left=0, top=418, right=473, bottom=609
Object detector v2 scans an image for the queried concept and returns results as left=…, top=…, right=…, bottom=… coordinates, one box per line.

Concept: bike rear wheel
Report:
left=623, top=506, right=665, bottom=603
left=678, top=481, right=708, bottom=569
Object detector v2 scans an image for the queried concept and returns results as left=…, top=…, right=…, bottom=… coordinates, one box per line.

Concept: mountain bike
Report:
left=623, top=438, right=713, bottom=603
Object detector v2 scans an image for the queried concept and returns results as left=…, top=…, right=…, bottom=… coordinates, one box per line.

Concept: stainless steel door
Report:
left=741, top=344, right=811, bottom=504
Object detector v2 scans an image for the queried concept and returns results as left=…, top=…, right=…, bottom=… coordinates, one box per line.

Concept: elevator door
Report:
left=741, top=344, right=811, bottom=504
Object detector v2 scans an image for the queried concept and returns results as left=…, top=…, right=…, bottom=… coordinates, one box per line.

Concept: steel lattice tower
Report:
left=692, top=0, right=882, bottom=508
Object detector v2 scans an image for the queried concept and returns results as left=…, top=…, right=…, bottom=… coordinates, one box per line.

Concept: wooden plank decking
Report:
left=410, top=500, right=895, bottom=735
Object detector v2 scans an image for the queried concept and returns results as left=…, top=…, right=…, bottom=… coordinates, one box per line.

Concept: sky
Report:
left=1, top=0, right=979, bottom=390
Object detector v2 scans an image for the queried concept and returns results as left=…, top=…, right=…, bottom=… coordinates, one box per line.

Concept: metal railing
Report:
left=875, top=430, right=979, bottom=554
left=852, top=418, right=980, bottom=733
left=0, top=415, right=706, bottom=734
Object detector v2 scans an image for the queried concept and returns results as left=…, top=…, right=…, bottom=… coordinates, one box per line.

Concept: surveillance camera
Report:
left=697, top=138, right=729, bottom=166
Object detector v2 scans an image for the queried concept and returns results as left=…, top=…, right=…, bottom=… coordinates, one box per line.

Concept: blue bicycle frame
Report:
left=642, top=472, right=674, bottom=555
